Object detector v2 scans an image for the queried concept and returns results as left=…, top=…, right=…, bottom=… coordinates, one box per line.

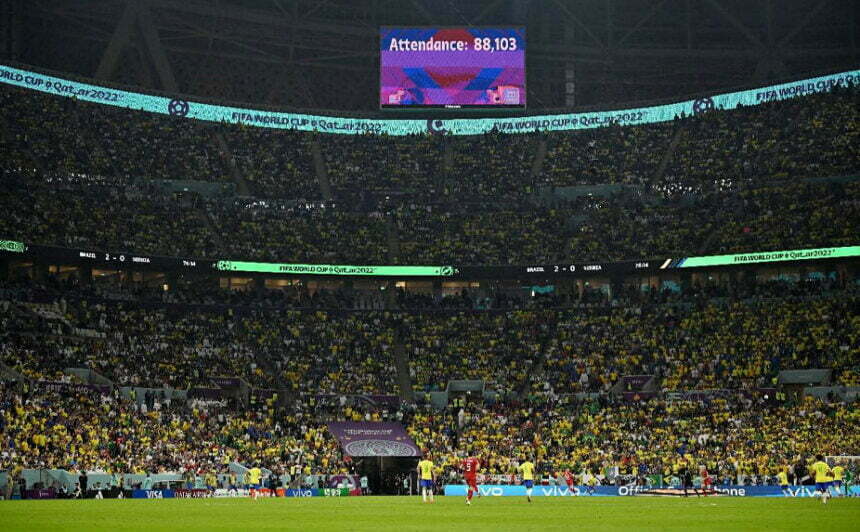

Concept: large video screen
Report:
left=380, top=27, right=526, bottom=109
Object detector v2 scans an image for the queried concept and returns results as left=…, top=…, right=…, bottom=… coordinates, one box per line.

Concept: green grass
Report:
left=2, top=496, right=858, bottom=531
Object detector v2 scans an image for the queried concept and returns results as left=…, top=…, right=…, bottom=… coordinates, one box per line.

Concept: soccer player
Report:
left=417, top=454, right=435, bottom=503
left=462, top=455, right=480, bottom=505
left=777, top=467, right=791, bottom=496
left=585, top=472, right=598, bottom=495
left=563, top=469, right=575, bottom=495
left=205, top=470, right=218, bottom=493
left=518, top=458, right=536, bottom=502
left=679, top=461, right=699, bottom=498
left=831, top=460, right=845, bottom=497
left=809, top=455, right=832, bottom=504
left=700, top=466, right=713, bottom=496
left=247, top=464, right=263, bottom=501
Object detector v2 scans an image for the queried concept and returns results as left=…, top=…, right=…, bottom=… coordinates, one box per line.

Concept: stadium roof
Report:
left=5, top=0, right=859, bottom=111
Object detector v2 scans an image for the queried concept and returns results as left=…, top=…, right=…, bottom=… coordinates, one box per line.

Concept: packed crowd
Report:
left=0, top=175, right=220, bottom=258
left=2, top=79, right=857, bottom=201
left=3, top=379, right=856, bottom=490
left=662, top=88, right=860, bottom=195
left=3, top=175, right=858, bottom=266
left=0, top=86, right=230, bottom=184
left=222, top=126, right=319, bottom=200
left=403, top=310, right=556, bottom=395
left=1, top=79, right=858, bottom=267
left=205, top=199, right=390, bottom=264
left=1, top=291, right=398, bottom=393
left=0, top=379, right=355, bottom=479
left=2, top=274, right=857, bottom=394
left=1, top=65, right=858, bottom=495
left=2, top=272, right=857, bottom=489
left=410, top=394, right=859, bottom=486
left=321, top=133, right=446, bottom=198
left=539, top=122, right=674, bottom=189
left=531, top=293, right=860, bottom=395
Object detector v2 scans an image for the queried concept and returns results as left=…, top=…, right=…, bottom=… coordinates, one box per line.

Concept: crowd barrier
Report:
left=443, top=484, right=860, bottom=498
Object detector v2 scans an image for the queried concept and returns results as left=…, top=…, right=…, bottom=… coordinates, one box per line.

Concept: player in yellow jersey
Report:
left=247, top=464, right=263, bottom=501
left=776, top=467, right=790, bottom=496
left=831, top=461, right=845, bottom=497
left=809, top=455, right=832, bottom=504
left=585, top=471, right=599, bottom=495
left=417, top=454, right=435, bottom=503
left=518, top=457, right=536, bottom=502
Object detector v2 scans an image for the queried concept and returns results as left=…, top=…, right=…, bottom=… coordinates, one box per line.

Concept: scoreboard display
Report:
left=380, top=27, right=526, bottom=109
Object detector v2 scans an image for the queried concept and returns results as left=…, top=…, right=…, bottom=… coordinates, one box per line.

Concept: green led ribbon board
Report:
left=673, top=246, right=860, bottom=268
left=215, top=261, right=455, bottom=276
left=1, top=64, right=857, bottom=135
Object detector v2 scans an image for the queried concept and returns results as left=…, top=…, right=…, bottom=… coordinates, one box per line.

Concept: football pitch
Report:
left=3, top=496, right=858, bottom=531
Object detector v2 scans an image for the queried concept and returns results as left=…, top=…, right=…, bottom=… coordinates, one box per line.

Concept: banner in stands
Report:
left=210, top=376, right=242, bottom=388
left=665, top=246, right=860, bottom=269
left=622, top=391, right=658, bottom=401
left=327, top=422, right=421, bottom=457
left=37, top=380, right=111, bottom=395
left=188, top=388, right=228, bottom=400
left=664, top=388, right=777, bottom=402
left=443, top=484, right=860, bottom=497
left=0, top=64, right=857, bottom=135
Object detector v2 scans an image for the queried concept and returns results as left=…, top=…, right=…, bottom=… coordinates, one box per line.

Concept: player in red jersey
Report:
left=563, top=469, right=576, bottom=494
left=700, top=466, right=713, bottom=496
left=462, top=456, right=481, bottom=505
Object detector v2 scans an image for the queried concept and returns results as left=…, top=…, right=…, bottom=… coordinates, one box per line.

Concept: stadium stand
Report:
left=409, top=395, right=860, bottom=485
left=2, top=175, right=858, bottom=266
left=0, top=78, right=857, bottom=268
left=0, top=64, right=858, bottom=501
left=0, top=86, right=230, bottom=184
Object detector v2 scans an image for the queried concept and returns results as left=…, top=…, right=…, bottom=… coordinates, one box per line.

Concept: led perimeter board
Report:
left=380, top=27, right=526, bottom=109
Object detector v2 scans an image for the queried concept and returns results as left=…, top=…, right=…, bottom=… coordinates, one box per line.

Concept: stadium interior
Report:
left=0, top=0, right=858, bottom=525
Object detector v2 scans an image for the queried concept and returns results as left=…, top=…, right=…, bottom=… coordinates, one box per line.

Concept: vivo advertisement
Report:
left=443, top=484, right=859, bottom=498
left=381, top=28, right=526, bottom=108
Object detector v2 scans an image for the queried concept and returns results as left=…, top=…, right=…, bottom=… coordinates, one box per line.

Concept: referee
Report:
left=680, top=463, right=700, bottom=498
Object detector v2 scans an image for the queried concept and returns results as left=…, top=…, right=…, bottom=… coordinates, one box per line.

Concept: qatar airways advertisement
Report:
left=380, top=27, right=526, bottom=109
